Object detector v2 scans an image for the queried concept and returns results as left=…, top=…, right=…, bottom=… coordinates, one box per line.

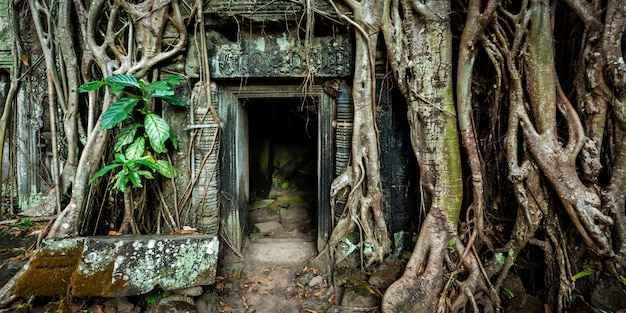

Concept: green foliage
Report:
left=79, top=74, right=186, bottom=193
left=501, top=287, right=514, bottom=299
left=619, top=275, right=626, bottom=285
left=146, top=290, right=170, bottom=305
left=447, top=239, right=455, bottom=253
left=11, top=219, right=36, bottom=229
left=571, top=269, right=594, bottom=282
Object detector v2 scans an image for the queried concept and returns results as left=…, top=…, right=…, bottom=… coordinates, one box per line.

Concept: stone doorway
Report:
left=217, top=85, right=335, bottom=253
left=247, top=98, right=318, bottom=241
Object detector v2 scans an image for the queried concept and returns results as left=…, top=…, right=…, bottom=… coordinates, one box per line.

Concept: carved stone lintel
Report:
left=206, top=31, right=352, bottom=78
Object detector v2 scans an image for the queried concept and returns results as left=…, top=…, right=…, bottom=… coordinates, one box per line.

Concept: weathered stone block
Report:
left=280, top=207, right=308, bottom=221
left=253, top=221, right=282, bottom=234
left=15, top=235, right=219, bottom=297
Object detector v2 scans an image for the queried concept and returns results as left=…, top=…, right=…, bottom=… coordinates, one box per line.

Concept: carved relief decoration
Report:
left=207, top=31, right=352, bottom=78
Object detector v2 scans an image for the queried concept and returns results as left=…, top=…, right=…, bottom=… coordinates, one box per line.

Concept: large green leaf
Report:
left=116, top=167, right=129, bottom=192
left=155, top=94, right=187, bottom=107
left=155, top=159, right=177, bottom=178
left=115, top=124, right=142, bottom=151
left=144, top=81, right=174, bottom=98
left=125, top=137, right=145, bottom=160
left=89, top=163, right=121, bottom=184
left=114, top=153, right=128, bottom=164
left=167, top=75, right=182, bottom=85
left=105, top=74, right=141, bottom=90
left=100, top=97, right=140, bottom=129
left=136, top=170, right=155, bottom=180
left=77, top=80, right=104, bottom=93
left=169, top=130, right=178, bottom=150
left=128, top=169, right=142, bottom=188
left=133, top=158, right=160, bottom=171
left=144, top=113, right=170, bottom=153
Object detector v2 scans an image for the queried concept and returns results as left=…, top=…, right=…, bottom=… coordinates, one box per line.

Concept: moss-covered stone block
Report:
left=14, top=235, right=219, bottom=297
left=101, top=235, right=219, bottom=297
left=15, top=247, right=82, bottom=297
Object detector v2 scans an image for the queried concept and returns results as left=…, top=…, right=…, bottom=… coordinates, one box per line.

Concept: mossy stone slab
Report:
left=15, top=235, right=219, bottom=297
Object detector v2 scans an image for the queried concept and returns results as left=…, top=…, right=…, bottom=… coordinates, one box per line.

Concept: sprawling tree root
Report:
left=504, top=2, right=614, bottom=259
left=566, top=0, right=626, bottom=272
left=326, top=0, right=391, bottom=267
left=382, top=210, right=451, bottom=312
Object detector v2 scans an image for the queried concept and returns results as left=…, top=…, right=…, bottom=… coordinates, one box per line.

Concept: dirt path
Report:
left=201, top=188, right=335, bottom=313
left=207, top=237, right=320, bottom=313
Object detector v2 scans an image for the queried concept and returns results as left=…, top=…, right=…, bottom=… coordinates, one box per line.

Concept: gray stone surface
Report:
left=280, top=207, right=308, bottom=220
left=172, top=286, right=204, bottom=297
left=149, top=294, right=197, bottom=313
left=308, top=275, right=323, bottom=287
left=18, top=235, right=218, bottom=297
left=249, top=207, right=280, bottom=223
left=245, top=237, right=316, bottom=264
left=249, top=199, right=275, bottom=210
left=253, top=221, right=282, bottom=234
left=205, top=31, right=352, bottom=78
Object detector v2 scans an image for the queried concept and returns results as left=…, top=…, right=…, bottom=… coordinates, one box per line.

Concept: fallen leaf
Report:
left=260, top=277, right=272, bottom=282
left=108, top=230, right=122, bottom=236
left=218, top=299, right=229, bottom=307
left=178, top=229, right=201, bottom=235
left=241, top=295, right=249, bottom=310
left=328, top=293, right=337, bottom=304
left=313, top=291, right=323, bottom=297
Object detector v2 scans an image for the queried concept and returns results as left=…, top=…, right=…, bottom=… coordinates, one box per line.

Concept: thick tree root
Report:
left=382, top=209, right=452, bottom=313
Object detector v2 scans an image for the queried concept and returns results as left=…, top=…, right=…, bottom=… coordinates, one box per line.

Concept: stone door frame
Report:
left=217, top=84, right=335, bottom=253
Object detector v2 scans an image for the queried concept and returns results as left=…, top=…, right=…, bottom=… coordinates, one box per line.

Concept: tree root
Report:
left=382, top=209, right=452, bottom=313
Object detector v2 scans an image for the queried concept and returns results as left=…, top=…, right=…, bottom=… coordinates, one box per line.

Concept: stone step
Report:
left=243, top=237, right=316, bottom=265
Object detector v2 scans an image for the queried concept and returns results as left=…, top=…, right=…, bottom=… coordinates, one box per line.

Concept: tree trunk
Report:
left=381, top=1, right=468, bottom=311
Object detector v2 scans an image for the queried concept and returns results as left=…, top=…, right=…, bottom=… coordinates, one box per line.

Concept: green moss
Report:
left=275, top=195, right=308, bottom=207
left=18, top=189, right=44, bottom=211
left=71, top=259, right=116, bottom=297
left=14, top=247, right=83, bottom=297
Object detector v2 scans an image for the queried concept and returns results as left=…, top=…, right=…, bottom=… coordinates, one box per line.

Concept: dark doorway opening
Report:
left=246, top=98, right=318, bottom=239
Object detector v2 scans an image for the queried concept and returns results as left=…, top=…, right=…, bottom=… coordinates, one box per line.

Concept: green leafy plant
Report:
left=79, top=74, right=186, bottom=192
left=619, top=275, right=626, bottom=285
left=11, top=219, right=36, bottom=229
left=78, top=74, right=187, bottom=233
